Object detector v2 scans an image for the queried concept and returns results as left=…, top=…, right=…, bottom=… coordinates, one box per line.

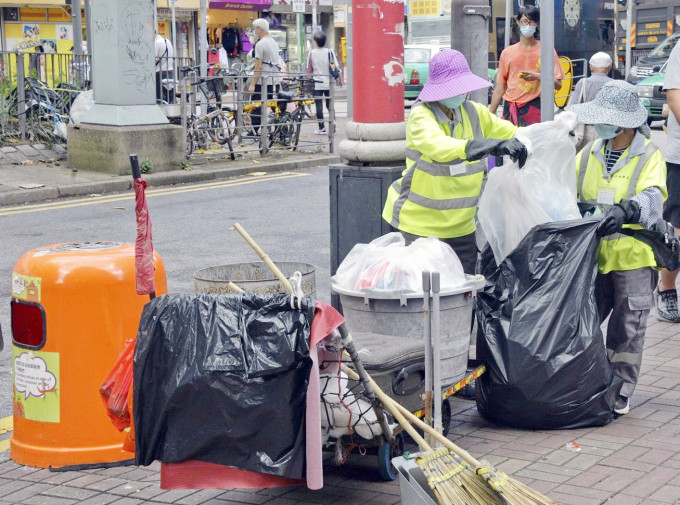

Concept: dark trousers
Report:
left=399, top=230, right=478, bottom=275
left=251, top=83, right=276, bottom=133
left=156, top=70, right=174, bottom=104
left=314, top=88, right=330, bottom=130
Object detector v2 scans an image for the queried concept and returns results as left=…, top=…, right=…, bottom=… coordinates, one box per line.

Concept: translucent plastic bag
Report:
left=479, top=112, right=582, bottom=264
left=69, top=90, right=94, bottom=124
left=333, top=232, right=466, bottom=293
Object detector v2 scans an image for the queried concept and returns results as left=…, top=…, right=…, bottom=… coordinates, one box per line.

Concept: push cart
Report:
left=322, top=274, right=486, bottom=481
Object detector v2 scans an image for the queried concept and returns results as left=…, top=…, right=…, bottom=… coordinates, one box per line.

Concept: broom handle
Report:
left=233, top=222, right=293, bottom=294
left=228, top=281, right=244, bottom=293
left=341, top=364, right=433, bottom=453
left=345, top=363, right=481, bottom=468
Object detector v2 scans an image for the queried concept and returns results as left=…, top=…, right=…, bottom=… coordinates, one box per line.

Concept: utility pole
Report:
left=504, top=0, right=512, bottom=49
left=625, top=0, right=633, bottom=78
left=171, top=0, right=177, bottom=61
left=539, top=0, right=555, bottom=122
left=451, top=0, right=491, bottom=105
left=200, top=0, right=207, bottom=79
left=72, top=0, right=83, bottom=58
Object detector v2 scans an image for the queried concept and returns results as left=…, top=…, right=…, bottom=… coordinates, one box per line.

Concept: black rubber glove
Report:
left=596, top=199, right=641, bottom=238
left=465, top=138, right=528, bottom=168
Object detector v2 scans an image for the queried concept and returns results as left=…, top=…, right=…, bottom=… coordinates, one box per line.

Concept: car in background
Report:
left=636, top=62, right=666, bottom=125
left=628, top=33, right=679, bottom=84
left=404, top=44, right=496, bottom=103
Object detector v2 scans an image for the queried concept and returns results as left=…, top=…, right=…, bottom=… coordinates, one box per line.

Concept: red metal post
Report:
left=352, top=0, right=405, bottom=123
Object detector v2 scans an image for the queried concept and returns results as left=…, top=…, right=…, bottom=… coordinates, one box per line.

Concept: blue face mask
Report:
left=520, top=25, right=536, bottom=38
left=440, top=95, right=466, bottom=109
left=594, top=124, right=621, bottom=140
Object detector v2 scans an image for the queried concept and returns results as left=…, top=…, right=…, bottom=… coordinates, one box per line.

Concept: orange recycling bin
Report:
left=10, top=242, right=167, bottom=469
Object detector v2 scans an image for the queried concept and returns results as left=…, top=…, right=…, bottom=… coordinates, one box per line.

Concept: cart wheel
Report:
left=442, top=399, right=452, bottom=437
left=377, top=433, right=404, bottom=481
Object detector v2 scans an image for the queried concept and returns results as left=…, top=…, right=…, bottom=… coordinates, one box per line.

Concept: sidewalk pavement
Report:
left=0, top=316, right=679, bottom=505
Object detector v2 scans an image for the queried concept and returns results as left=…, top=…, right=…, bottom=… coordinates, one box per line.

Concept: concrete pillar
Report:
left=82, top=0, right=167, bottom=126
left=69, top=0, right=182, bottom=174
left=451, top=0, right=491, bottom=105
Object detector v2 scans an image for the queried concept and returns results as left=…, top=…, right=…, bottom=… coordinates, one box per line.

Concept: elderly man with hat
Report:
left=572, top=80, right=668, bottom=416
left=382, top=49, right=527, bottom=273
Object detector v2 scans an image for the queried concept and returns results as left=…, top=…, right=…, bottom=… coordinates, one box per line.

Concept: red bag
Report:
left=100, top=338, right=135, bottom=431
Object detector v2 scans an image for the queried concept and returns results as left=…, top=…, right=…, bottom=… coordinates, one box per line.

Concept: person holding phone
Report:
left=489, top=5, right=564, bottom=126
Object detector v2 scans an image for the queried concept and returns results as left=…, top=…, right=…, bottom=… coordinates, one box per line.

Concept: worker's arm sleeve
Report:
left=406, top=106, right=469, bottom=162
left=632, top=188, right=664, bottom=230
left=472, top=102, right=519, bottom=140
left=632, top=150, right=668, bottom=229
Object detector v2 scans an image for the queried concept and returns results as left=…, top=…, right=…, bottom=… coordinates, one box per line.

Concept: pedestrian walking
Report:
left=656, top=41, right=680, bottom=322
left=489, top=5, right=564, bottom=126
left=572, top=80, right=668, bottom=415
left=155, top=32, right=174, bottom=104
left=382, top=49, right=527, bottom=274
left=568, top=52, right=614, bottom=151
left=306, top=31, right=342, bottom=135
left=247, top=18, right=281, bottom=134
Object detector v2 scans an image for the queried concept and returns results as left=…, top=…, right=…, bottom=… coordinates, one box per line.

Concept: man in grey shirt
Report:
left=248, top=18, right=281, bottom=133
left=568, top=52, right=613, bottom=151
left=657, top=43, right=680, bottom=322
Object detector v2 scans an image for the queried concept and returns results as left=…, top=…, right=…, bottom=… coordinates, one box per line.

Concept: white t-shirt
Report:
left=663, top=42, right=680, bottom=164
left=155, top=35, right=174, bottom=72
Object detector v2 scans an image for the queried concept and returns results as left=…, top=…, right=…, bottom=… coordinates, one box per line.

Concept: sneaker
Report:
left=656, top=289, right=680, bottom=322
left=614, top=396, right=630, bottom=416
left=313, top=129, right=327, bottom=135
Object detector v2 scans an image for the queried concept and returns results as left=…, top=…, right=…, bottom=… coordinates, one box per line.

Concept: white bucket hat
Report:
left=571, top=80, right=648, bottom=128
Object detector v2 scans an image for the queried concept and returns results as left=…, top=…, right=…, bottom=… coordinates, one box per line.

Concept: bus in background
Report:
left=405, top=0, right=451, bottom=46
left=617, top=0, right=680, bottom=82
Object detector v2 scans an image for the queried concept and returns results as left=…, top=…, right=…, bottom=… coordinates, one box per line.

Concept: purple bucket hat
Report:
left=417, top=49, right=492, bottom=102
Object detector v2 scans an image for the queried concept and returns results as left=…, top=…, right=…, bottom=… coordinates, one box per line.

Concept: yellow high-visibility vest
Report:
left=382, top=100, right=517, bottom=239
left=576, top=134, right=668, bottom=273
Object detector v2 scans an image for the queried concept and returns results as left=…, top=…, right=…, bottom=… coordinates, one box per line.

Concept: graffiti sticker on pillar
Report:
left=13, top=348, right=60, bottom=423
left=11, top=273, right=42, bottom=303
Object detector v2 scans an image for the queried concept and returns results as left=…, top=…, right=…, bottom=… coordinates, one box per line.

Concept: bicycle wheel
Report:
left=209, top=113, right=230, bottom=145
left=185, top=128, right=195, bottom=157
left=276, top=113, right=294, bottom=147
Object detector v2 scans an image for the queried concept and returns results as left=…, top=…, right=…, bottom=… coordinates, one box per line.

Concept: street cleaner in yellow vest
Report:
left=382, top=49, right=528, bottom=273
left=572, top=80, right=668, bottom=416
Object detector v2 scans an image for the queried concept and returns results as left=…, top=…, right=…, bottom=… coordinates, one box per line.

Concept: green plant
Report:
left=181, top=158, right=190, bottom=169
left=140, top=158, right=153, bottom=174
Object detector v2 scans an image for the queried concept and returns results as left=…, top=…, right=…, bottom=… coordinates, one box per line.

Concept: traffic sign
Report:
left=293, top=0, right=305, bottom=13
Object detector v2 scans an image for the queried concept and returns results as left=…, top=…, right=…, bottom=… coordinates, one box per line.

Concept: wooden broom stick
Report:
left=233, top=222, right=293, bottom=294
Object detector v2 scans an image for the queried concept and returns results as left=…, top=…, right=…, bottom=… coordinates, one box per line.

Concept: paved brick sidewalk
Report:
left=0, top=316, right=679, bottom=504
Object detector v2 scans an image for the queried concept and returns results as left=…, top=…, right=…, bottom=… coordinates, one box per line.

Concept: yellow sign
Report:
left=409, top=0, right=441, bottom=17
left=644, top=22, right=660, bottom=29
left=554, top=56, right=573, bottom=109
left=11, top=273, right=42, bottom=304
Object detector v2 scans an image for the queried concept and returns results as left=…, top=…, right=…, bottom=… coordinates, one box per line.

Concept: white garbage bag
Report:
left=333, top=232, right=467, bottom=293
left=69, top=90, right=94, bottom=124
left=478, top=112, right=582, bottom=264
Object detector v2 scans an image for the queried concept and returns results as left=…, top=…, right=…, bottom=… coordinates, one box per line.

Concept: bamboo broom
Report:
left=344, top=365, right=558, bottom=505
left=342, top=365, right=502, bottom=505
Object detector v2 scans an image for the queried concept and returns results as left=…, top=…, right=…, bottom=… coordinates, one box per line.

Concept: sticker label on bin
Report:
left=11, top=273, right=41, bottom=303
left=13, top=347, right=60, bottom=423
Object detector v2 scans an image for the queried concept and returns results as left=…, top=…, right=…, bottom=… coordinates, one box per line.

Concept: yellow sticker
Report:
left=13, top=347, right=60, bottom=423
left=11, top=273, right=41, bottom=303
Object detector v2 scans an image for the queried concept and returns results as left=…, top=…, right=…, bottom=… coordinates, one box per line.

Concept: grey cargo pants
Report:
left=595, top=267, right=658, bottom=399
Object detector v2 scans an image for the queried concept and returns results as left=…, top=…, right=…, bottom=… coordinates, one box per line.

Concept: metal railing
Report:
left=0, top=51, right=91, bottom=144
left=173, top=69, right=335, bottom=160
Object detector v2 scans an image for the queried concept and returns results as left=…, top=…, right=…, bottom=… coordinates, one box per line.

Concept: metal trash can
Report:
left=331, top=276, right=485, bottom=385
left=10, top=242, right=167, bottom=469
left=193, top=261, right=316, bottom=298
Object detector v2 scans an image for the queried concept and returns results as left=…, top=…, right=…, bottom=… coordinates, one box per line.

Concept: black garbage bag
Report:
left=134, top=292, right=315, bottom=479
left=476, top=218, right=622, bottom=429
